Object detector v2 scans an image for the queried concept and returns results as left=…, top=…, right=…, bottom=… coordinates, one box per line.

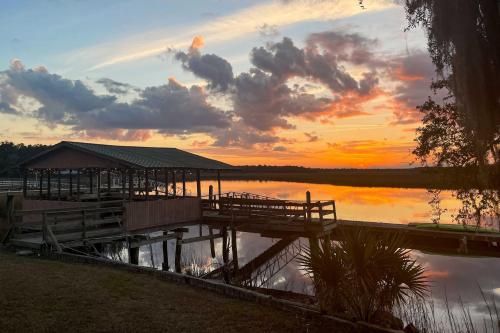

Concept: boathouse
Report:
left=18, top=141, right=234, bottom=232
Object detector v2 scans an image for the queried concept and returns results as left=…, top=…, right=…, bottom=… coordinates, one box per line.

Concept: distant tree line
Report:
left=0, top=141, right=48, bottom=177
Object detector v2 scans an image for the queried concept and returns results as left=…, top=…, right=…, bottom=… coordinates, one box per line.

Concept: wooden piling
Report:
left=182, top=170, right=186, bottom=197
left=76, top=169, right=80, bottom=200
left=97, top=168, right=101, bottom=201
left=231, top=227, right=238, bottom=271
left=89, top=169, right=93, bottom=194
left=208, top=227, right=216, bottom=258
left=172, top=170, right=177, bottom=198
left=22, top=170, right=27, bottom=198
left=196, top=169, right=201, bottom=198
left=57, top=169, right=61, bottom=200
left=306, top=191, right=311, bottom=222
left=122, top=169, right=126, bottom=200
left=6, top=194, right=14, bottom=226
left=39, top=169, right=43, bottom=198
left=164, top=168, right=169, bottom=197
left=175, top=231, right=183, bottom=273
left=47, top=170, right=51, bottom=199
left=128, top=245, right=139, bottom=265
left=222, top=225, right=229, bottom=282
left=107, top=169, right=111, bottom=195
left=208, top=185, right=216, bottom=258
left=208, top=185, right=214, bottom=208
left=162, top=231, right=169, bottom=271
left=128, top=169, right=133, bottom=200
left=306, top=191, right=320, bottom=266
left=154, top=169, right=158, bottom=197
left=145, top=168, right=149, bottom=199
left=217, top=170, right=222, bottom=198
left=69, top=169, right=73, bottom=198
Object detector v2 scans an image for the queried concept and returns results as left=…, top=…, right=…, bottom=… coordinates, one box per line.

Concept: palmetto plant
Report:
left=299, top=228, right=428, bottom=323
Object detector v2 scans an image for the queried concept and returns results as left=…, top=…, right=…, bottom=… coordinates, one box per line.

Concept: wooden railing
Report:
left=7, top=203, right=125, bottom=251
left=201, top=191, right=337, bottom=226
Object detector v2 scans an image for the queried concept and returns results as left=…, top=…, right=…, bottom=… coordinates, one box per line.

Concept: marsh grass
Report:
left=395, top=288, right=499, bottom=333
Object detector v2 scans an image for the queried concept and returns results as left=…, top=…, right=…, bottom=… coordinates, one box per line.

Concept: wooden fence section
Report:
left=201, top=191, right=337, bottom=227
left=6, top=205, right=125, bottom=251
left=21, top=199, right=99, bottom=224
left=124, top=197, right=202, bottom=232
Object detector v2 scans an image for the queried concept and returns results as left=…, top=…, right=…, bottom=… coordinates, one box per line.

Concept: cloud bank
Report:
left=0, top=29, right=438, bottom=149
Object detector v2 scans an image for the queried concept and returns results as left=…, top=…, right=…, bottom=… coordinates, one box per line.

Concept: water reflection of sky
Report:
left=185, top=180, right=461, bottom=224
left=119, top=180, right=499, bottom=331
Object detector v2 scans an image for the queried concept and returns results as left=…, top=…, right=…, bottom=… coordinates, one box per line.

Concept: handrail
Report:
left=201, top=191, right=337, bottom=225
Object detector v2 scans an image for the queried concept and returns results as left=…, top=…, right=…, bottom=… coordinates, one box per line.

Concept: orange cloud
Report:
left=392, top=66, right=425, bottom=82
left=328, top=89, right=385, bottom=118
left=190, top=35, right=205, bottom=51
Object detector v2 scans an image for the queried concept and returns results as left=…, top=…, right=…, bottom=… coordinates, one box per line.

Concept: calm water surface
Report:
left=123, top=180, right=500, bottom=330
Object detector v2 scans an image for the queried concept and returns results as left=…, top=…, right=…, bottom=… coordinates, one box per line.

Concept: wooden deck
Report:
left=200, top=191, right=500, bottom=258
left=201, top=191, right=337, bottom=237
left=4, top=191, right=500, bottom=259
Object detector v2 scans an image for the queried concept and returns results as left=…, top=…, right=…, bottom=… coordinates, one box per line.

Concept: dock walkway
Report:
left=4, top=191, right=500, bottom=259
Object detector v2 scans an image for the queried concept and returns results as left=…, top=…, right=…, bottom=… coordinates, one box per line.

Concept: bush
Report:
left=299, top=228, right=428, bottom=326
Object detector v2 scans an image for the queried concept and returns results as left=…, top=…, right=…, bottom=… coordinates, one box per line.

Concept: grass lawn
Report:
left=0, top=251, right=339, bottom=333
left=410, top=223, right=500, bottom=234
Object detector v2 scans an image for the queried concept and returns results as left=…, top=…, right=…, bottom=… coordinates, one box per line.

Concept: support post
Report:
left=208, top=184, right=216, bottom=258
left=76, top=169, right=80, bottom=200
left=222, top=225, right=229, bottom=282
left=306, top=191, right=320, bottom=275
left=122, top=169, right=126, bottom=200
left=164, top=168, right=169, bottom=197
left=208, top=227, right=216, bottom=258
left=172, top=170, right=176, bottom=198
left=154, top=169, right=158, bottom=197
left=196, top=169, right=201, bottom=198
left=128, top=169, right=133, bottom=200
left=6, top=194, right=14, bottom=226
left=231, top=227, right=238, bottom=271
left=306, top=191, right=312, bottom=222
left=175, top=232, right=183, bottom=273
left=69, top=169, right=73, bottom=198
left=22, top=169, right=27, bottom=198
left=162, top=231, right=169, bottom=271
left=89, top=169, right=93, bottom=194
left=208, top=185, right=214, bottom=208
left=107, top=169, right=111, bottom=195
left=47, top=170, right=51, bottom=199
left=145, top=168, right=149, bottom=199
left=97, top=168, right=101, bottom=201
left=128, top=244, right=139, bottom=265
left=217, top=170, right=222, bottom=198
left=57, top=170, right=61, bottom=200
left=182, top=170, right=186, bottom=197
left=39, top=169, right=43, bottom=198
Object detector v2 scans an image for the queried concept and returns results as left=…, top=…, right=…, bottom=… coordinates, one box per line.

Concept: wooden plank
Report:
left=129, top=233, right=177, bottom=248
left=181, top=233, right=223, bottom=244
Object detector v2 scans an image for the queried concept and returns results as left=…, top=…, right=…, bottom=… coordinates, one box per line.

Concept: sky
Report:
left=0, top=0, right=440, bottom=168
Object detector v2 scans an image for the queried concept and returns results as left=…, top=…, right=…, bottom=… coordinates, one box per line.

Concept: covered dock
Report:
left=3, top=140, right=500, bottom=288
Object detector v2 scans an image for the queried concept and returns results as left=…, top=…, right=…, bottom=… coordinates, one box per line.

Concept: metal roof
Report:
left=21, top=141, right=234, bottom=170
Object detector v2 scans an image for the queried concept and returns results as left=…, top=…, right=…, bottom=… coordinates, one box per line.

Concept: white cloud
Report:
left=64, top=0, right=395, bottom=71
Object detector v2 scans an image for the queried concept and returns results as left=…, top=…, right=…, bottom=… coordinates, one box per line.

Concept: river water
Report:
left=117, top=180, right=500, bottom=331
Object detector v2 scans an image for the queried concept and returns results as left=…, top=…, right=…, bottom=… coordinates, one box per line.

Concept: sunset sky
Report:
left=0, top=0, right=440, bottom=168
